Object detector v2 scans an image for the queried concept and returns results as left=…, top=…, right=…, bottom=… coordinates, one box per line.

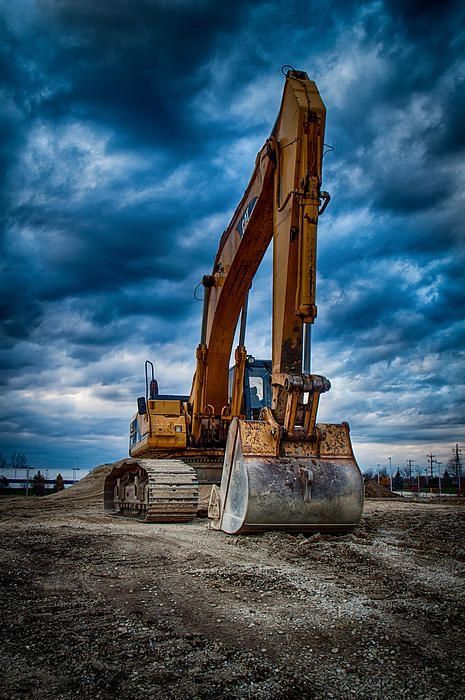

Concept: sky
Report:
left=0, top=0, right=464, bottom=476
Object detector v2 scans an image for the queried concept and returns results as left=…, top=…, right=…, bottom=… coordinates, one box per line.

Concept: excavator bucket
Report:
left=208, top=418, right=363, bottom=534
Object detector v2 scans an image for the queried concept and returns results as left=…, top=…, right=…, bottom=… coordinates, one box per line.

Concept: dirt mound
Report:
left=50, top=463, right=113, bottom=502
left=0, top=463, right=114, bottom=521
left=365, top=479, right=399, bottom=498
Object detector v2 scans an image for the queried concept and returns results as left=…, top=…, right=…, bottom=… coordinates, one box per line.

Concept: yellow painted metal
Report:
left=129, top=407, right=187, bottom=456
left=187, top=73, right=326, bottom=423
left=271, top=77, right=325, bottom=420
left=229, top=345, right=247, bottom=418
left=192, top=149, right=274, bottom=414
left=149, top=399, right=182, bottom=415
left=190, top=344, right=208, bottom=443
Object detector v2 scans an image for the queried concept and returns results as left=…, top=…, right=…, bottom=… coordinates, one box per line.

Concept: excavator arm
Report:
left=190, top=70, right=331, bottom=441
left=188, top=136, right=274, bottom=440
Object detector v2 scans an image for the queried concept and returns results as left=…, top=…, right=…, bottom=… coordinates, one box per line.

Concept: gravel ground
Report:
left=0, top=467, right=464, bottom=699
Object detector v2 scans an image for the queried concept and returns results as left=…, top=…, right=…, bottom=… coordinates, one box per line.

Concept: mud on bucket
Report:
left=208, top=418, right=364, bottom=535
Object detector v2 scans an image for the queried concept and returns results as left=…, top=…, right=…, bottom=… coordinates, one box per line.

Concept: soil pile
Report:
left=365, top=479, right=399, bottom=498
left=51, top=463, right=113, bottom=501
left=0, top=463, right=113, bottom=521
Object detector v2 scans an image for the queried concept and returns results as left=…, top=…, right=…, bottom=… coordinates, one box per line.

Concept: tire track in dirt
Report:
left=1, top=478, right=464, bottom=699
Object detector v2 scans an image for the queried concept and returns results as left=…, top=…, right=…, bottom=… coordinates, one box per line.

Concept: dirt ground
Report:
left=0, top=467, right=464, bottom=699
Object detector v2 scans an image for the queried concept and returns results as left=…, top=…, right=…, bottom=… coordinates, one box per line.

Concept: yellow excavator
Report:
left=104, top=68, right=364, bottom=534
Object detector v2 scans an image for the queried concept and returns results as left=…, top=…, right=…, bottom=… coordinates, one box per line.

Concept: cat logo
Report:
left=237, top=197, right=258, bottom=237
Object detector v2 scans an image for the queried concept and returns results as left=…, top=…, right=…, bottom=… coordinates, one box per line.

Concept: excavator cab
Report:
left=229, top=357, right=272, bottom=420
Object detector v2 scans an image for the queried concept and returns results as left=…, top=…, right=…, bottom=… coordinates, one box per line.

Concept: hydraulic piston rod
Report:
left=303, top=322, right=312, bottom=374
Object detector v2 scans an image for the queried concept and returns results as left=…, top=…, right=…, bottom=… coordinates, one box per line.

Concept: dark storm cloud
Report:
left=385, top=0, right=462, bottom=37
left=1, top=0, right=464, bottom=470
left=26, top=0, right=269, bottom=161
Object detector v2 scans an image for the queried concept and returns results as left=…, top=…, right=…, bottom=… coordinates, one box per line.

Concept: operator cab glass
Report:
left=228, top=357, right=272, bottom=420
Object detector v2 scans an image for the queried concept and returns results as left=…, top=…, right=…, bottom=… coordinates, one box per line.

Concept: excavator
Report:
left=104, top=68, right=364, bottom=534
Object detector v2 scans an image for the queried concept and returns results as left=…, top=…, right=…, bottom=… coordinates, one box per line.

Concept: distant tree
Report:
left=31, top=471, right=46, bottom=496
left=363, top=469, right=374, bottom=481
left=55, top=473, right=65, bottom=491
left=393, top=469, right=403, bottom=490
left=379, top=474, right=390, bottom=488
left=0, top=476, right=8, bottom=490
left=9, top=453, right=28, bottom=468
left=442, top=469, right=452, bottom=487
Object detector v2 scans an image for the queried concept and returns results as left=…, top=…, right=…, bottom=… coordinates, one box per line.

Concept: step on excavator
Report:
left=104, top=68, right=364, bottom=534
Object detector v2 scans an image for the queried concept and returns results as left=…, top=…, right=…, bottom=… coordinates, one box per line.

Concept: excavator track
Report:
left=104, top=459, right=198, bottom=523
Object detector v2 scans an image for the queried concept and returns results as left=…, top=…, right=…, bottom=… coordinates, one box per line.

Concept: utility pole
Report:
left=452, top=444, right=462, bottom=494
left=437, top=461, right=442, bottom=497
left=427, top=453, right=436, bottom=480
left=407, top=459, right=414, bottom=481
left=376, top=464, right=380, bottom=485
left=388, top=457, right=392, bottom=491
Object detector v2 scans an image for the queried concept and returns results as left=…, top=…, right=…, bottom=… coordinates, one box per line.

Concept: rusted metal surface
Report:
left=208, top=417, right=363, bottom=534
left=238, top=419, right=279, bottom=456
left=280, top=422, right=355, bottom=459
left=318, top=423, right=355, bottom=458
left=104, top=459, right=198, bottom=522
